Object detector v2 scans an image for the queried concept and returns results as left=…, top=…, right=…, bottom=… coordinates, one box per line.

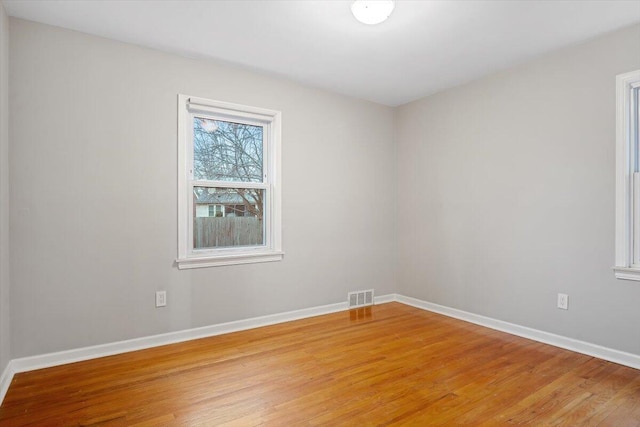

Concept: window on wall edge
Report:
left=176, top=95, right=283, bottom=269
left=614, top=70, right=640, bottom=280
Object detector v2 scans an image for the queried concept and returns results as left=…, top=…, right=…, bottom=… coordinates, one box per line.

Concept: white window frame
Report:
left=176, top=95, right=283, bottom=269
left=614, top=70, right=640, bottom=280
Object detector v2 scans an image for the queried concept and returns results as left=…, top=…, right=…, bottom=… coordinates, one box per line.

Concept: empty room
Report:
left=0, top=0, right=640, bottom=425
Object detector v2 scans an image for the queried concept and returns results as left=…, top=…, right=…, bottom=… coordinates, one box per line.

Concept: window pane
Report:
left=193, top=118, right=263, bottom=182
left=193, top=187, right=265, bottom=249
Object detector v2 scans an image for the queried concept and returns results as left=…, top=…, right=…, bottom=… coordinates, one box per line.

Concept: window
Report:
left=207, top=205, right=224, bottom=217
left=177, top=95, right=282, bottom=269
left=614, top=70, right=640, bottom=280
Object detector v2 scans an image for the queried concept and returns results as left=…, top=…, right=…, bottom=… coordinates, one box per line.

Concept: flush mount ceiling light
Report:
left=351, top=0, right=395, bottom=25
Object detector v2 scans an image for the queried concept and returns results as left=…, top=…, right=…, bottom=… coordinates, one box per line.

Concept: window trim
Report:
left=614, top=70, right=640, bottom=280
left=176, top=95, right=283, bottom=269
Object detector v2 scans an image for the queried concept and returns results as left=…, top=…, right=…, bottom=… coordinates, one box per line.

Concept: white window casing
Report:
left=614, top=70, right=640, bottom=280
left=176, top=95, right=283, bottom=269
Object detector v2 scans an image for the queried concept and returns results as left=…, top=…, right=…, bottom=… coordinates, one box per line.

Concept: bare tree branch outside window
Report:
left=193, top=118, right=264, bottom=220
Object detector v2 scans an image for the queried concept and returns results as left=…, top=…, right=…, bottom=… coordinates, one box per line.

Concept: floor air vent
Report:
left=348, top=289, right=374, bottom=309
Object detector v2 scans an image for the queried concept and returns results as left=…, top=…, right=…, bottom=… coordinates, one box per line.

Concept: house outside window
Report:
left=177, top=95, right=283, bottom=269
left=614, top=70, right=640, bottom=280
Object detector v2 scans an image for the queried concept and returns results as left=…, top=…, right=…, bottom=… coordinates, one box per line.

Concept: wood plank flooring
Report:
left=1, top=302, right=639, bottom=426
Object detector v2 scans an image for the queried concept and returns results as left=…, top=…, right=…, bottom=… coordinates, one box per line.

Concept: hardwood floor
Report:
left=1, top=302, right=639, bottom=426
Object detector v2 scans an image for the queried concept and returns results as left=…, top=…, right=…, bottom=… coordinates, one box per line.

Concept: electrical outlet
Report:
left=557, top=293, right=568, bottom=310
left=156, top=291, right=167, bottom=307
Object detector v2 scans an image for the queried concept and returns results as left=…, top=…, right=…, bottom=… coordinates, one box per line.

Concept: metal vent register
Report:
left=348, top=289, right=374, bottom=308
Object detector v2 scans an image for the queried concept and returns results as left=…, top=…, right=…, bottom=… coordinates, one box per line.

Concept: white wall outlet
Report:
left=156, top=291, right=167, bottom=307
left=557, top=293, right=568, bottom=310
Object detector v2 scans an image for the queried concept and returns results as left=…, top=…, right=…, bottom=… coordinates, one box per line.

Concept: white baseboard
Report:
left=2, top=292, right=639, bottom=406
left=396, top=294, right=640, bottom=370
left=0, top=294, right=392, bottom=404
left=0, top=361, right=14, bottom=406
left=373, top=293, right=396, bottom=304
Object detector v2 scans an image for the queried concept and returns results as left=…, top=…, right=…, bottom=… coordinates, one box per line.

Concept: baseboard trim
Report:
left=0, top=361, right=14, bottom=407
left=396, top=294, right=640, bottom=370
left=373, top=293, right=396, bottom=304
left=3, top=292, right=639, bottom=405
left=5, top=294, right=393, bottom=386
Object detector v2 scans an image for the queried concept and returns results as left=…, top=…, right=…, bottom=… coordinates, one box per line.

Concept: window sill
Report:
left=176, top=251, right=284, bottom=269
left=613, top=266, right=640, bottom=281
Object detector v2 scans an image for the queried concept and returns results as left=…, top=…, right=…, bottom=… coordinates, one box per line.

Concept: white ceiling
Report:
left=4, top=0, right=640, bottom=106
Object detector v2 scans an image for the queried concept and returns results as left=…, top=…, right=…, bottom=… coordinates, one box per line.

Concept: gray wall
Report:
left=9, top=19, right=396, bottom=358
left=7, top=17, right=640, bottom=362
left=0, top=3, right=10, bottom=373
left=396, top=24, right=640, bottom=354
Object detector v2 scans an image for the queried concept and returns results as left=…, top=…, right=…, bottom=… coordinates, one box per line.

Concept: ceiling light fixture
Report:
left=351, top=0, right=395, bottom=25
